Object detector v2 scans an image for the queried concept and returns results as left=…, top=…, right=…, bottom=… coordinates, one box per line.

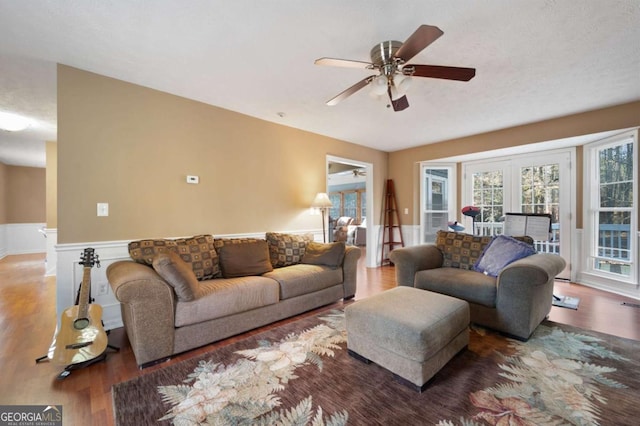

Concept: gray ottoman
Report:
left=345, top=287, right=470, bottom=391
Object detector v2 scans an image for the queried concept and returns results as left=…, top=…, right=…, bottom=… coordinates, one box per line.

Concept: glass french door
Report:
left=464, top=152, right=572, bottom=279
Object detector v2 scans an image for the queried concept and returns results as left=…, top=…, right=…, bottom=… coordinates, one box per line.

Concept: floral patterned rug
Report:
left=112, top=309, right=639, bottom=425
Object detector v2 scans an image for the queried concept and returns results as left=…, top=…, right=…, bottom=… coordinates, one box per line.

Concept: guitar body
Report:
left=49, top=304, right=108, bottom=367
left=48, top=248, right=108, bottom=368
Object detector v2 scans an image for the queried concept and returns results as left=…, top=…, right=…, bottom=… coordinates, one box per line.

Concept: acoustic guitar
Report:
left=48, top=248, right=108, bottom=367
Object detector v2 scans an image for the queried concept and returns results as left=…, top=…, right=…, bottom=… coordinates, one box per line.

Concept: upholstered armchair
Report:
left=389, top=231, right=566, bottom=340
left=333, top=216, right=354, bottom=242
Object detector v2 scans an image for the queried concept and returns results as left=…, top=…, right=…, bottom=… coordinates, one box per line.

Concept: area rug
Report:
left=112, top=309, right=640, bottom=425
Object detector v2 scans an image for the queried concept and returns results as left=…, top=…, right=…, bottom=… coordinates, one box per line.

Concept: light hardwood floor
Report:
left=0, top=251, right=638, bottom=425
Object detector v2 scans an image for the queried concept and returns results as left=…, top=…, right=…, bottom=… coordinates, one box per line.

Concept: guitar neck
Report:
left=77, top=266, right=92, bottom=319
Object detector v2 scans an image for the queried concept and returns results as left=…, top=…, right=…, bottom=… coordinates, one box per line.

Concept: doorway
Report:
left=327, top=155, right=375, bottom=267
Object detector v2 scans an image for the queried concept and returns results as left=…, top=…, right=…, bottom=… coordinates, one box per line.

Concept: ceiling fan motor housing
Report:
left=370, top=40, right=403, bottom=76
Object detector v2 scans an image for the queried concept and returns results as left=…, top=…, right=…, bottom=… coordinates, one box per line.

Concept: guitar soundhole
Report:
left=73, top=318, right=90, bottom=330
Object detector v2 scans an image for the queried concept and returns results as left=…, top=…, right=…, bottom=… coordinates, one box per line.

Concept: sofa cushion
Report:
left=263, top=263, right=343, bottom=300
left=414, top=267, right=497, bottom=307
left=301, top=241, right=345, bottom=268
left=217, top=239, right=273, bottom=278
left=128, top=234, right=219, bottom=280
left=152, top=252, right=200, bottom=302
left=174, top=276, right=279, bottom=327
left=436, top=230, right=492, bottom=270
left=265, top=232, right=313, bottom=268
left=474, top=235, right=537, bottom=277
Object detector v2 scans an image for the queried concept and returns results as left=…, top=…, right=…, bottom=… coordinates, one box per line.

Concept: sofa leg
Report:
left=139, top=356, right=171, bottom=369
left=348, top=349, right=371, bottom=364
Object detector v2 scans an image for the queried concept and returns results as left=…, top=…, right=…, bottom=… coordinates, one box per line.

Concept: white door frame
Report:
left=326, top=155, right=376, bottom=268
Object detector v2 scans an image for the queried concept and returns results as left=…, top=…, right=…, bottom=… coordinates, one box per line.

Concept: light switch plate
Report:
left=97, top=203, right=109, bottom=216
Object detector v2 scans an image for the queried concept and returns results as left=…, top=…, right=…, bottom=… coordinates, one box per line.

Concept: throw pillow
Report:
left=301, top=241, right=346, bottom=268
left=152, top=251, right=200, bottom=302
left=128, top=234, right=220, bottom=280
left=473, top=235, right=537, bottom=277
left=217, top=240, right=273, bottom=278
left=265, top=232, right=314, bottom=268
left=436, top=230, right=492, bottom=270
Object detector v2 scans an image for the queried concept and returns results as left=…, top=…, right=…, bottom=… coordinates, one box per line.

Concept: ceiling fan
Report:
left=315, top=25, right=476, bottom=112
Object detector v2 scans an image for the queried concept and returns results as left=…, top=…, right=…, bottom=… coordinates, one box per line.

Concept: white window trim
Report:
left=583, top=130, right=638, bottom=287
left=420, top=162, right=457, bottom=244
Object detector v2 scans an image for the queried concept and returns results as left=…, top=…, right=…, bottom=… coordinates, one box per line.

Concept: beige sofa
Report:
left=107, top=233, right=360, bottom=367
left=389, top=231, right=566, bottom=340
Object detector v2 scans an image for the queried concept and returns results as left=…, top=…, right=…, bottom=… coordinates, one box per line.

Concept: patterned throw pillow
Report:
left=436, top=230, right=492, bottom=270
left=128, top=234, right=219, bottom=280
left=265, top=232, right=314, bottom=268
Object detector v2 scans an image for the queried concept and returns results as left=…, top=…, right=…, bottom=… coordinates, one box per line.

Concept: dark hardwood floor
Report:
left=0, top=251, right=638, bottom=425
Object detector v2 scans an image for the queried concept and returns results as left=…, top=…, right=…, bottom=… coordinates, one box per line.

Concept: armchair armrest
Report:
left=495, top=253, right=567, bottom=339
left=389, top=245, right=444, bottom=287
left=107, top=261, right=176, bottom=366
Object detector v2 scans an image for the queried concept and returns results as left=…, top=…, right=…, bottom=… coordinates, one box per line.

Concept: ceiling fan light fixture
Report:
left=393, top=74, right=412, bottom=95
left=370, top=75, right=388, bottom=96
left=0, top=111, right=31, bottom=132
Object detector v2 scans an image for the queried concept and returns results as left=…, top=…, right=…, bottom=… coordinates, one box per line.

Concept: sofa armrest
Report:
left=342, top=245, right=361, bottom=299
left=495, top=253, right=567, bottom=339
left=106, top=261, right=176, bottom=366
left=389, top=244, right=444, bottom=287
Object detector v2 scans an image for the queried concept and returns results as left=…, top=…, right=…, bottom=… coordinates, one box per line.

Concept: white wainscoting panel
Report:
left=4, top=223, right=47, bottom=255
left=45, top=228, right=57, bottom=276
left=55, top=230, right=326, bottom=331
left=56, top=240, right=131, bottom=331
left=0, top=225, right=7, bottom=259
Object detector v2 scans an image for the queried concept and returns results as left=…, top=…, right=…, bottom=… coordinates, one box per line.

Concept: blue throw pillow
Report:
left=473, top=235, right=536, bottom=277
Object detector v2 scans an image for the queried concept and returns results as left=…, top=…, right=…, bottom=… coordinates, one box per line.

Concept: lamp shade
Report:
left=311, top=192, right=333, bottom=208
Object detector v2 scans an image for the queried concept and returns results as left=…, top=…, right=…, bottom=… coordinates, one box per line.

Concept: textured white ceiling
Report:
left=0, top=0, right=639, bottom=168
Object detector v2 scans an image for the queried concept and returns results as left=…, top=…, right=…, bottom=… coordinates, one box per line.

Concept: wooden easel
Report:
left=380, top=179, right=404, bottom=265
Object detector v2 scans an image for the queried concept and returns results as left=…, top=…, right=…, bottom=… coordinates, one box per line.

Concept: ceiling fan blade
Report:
left=387, top=87, right=409, bottom=111
left=394, top=25, right=444, bottom=63
left=406, top=64, right=476, bottom=81
left=314, top=57, right=374, bottom=69
left=326, top=75, right=376, bottom=106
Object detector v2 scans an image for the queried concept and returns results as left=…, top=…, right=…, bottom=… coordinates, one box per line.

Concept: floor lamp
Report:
left=311, top=192, right=333, bottom=243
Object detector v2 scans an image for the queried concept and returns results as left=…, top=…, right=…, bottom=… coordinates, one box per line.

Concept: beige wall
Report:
left=57, top=65, right=388, bottom=244
left=389, top=101, right=640, bottom=229
left=46, top=141, right=57, bottom=228
left=3, top=165, right=46, bottom=223
left=0, top=161, right=7, bottom=224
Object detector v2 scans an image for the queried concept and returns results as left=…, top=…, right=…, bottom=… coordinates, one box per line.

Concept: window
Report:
left=464, top=153, right=571, bottom=280
left=472, top=169, right=505, bottom=236
left=329, top=189, right=365, bottom=224
left=585, top=131, right=637, bottom=284
left=420, top=164, right=456, bottom=243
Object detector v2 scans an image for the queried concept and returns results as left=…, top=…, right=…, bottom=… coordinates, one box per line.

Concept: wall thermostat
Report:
left=186, top=175, right=199, bottom=184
